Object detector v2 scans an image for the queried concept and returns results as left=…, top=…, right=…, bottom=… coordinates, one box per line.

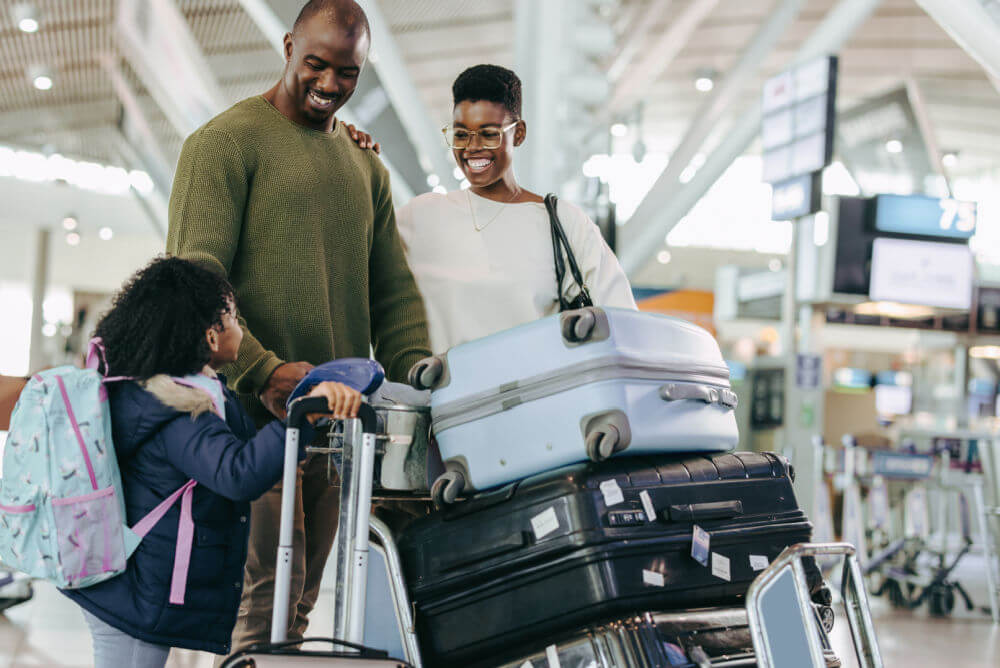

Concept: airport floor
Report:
left=1, top=552, right=997, bottom=667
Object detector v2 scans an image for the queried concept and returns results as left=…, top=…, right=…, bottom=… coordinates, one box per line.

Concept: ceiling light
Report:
left=885, top=139, right=903, bottom=154
left=28, top=65, right=53, bottom=90
left=13, top=3, right=39, bottom=33
left=768, top=259, right=782, bottom=272
left=61, top=216, right=78, bottom=231
left=459, top=179, right=470, bottom=190
left=610, top=123, right=628, bottom=137
left=432, top=185, right=447, bottom=194
left=970, top=345, right=1000, bottom=360
left=942, top=151, right=958, bottom=168
left=657, top=250, right=672, bottom=264
left=42, top=323, right=57, bottom=337
left=65, top=232, right=81, bottom=246
left=452, top=167, right=464, bottom=181
left=426, top=173, right=440, bottom=187
left=99, top=227, right=114, bottom=241
left=694, top=67, right=716, bottom=93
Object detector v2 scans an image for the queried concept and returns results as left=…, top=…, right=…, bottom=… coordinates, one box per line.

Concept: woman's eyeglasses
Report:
left=441, top=122, right=518, bottom=149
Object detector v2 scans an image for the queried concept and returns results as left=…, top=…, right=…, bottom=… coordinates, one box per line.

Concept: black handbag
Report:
left=545, top=194, right=594, bottom=311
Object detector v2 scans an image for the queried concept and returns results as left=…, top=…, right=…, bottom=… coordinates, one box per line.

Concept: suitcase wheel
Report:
left=585, top=424, right=622, bottom=462
left=431, top=470, right=465, bottom=508
left=561, top=308, right=598, bottom=344
left=408, top=355, right=444, bottom=390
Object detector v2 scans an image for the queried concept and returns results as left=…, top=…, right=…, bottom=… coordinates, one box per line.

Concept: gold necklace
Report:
left=468, top=188, right=520, bottom=232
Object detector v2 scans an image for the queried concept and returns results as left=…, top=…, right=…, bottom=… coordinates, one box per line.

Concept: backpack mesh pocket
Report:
left=51, top=486, right=126, bottom=587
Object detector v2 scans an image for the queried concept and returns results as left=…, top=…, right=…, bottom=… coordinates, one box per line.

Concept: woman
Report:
left=396, top=64, right=636, bottom=354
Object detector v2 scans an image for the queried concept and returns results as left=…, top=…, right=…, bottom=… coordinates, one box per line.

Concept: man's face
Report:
left=281, top=13, right=369, bottom=130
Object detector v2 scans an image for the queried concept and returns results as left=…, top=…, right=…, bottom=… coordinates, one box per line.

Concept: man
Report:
left=166, top=0, right=431, bottom=654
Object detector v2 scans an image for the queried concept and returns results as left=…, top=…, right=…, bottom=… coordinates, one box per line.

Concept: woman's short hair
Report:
left=452, top=64, right=522, bottom=119
left=94, top=256, right=235, bottom=379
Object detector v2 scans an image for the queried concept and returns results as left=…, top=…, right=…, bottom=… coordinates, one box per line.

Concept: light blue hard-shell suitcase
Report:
left=408, top=307, right=739, bottom=503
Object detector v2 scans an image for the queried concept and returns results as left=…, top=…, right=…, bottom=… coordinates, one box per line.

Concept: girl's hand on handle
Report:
left=305, top=382, right=363, bottom=424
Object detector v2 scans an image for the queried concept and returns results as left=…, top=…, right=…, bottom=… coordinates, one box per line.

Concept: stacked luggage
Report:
left=396, top=307, right=827, bottom=666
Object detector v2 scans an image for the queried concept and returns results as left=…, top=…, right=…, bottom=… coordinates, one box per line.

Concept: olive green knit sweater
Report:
left=167, top=96, right=431, bottom=421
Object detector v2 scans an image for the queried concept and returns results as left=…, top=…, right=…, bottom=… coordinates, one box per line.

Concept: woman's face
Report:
left=451, top=100, right=525, bottom=189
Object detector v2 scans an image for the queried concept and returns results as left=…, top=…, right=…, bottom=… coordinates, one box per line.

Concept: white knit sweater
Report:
left=396, top=189, right=637, bottom=354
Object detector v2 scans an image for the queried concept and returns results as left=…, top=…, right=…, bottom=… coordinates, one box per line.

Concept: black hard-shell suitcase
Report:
left=397, top=452, right=815, bottom=666
left=490, top=608, right=756, bottom=668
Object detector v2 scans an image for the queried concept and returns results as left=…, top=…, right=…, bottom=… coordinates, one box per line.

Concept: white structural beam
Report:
left=115, top=0, right=227, bottom=137
left=608, top=0, right=719, bottom=116
left=620, top=0, right=884, bottom=276
left=356, top=0, right=458, bottom=188
left=633, top=0, right=809, bottom=227
left=905, top=76, right=953, bottom=196
left=607, top=0, right=673, bottom=83
left=101, top=56, right=174, bottom=194
left=915, top=0, right=1000, bottom=95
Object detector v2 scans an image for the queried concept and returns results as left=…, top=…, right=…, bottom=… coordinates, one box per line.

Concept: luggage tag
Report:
left=711, top=552, right=731, bottom=581
left=750, top=554, right=770, bottom=571
left=639, top=490, right=657, bottom=523
left=599, top=479, right=625, bottom=507
left=691, top=524, right=710, bottom=566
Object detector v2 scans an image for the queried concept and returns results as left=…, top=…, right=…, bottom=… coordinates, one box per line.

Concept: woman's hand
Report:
left=305, top=381, right=363, bottom=423
left=345, top=123, right=381, bottom=154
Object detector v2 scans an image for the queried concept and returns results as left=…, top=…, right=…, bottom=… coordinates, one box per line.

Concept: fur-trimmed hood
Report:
left=110, top=369, right=227, bottom=461
left=141, top=368, right=219, bottom=418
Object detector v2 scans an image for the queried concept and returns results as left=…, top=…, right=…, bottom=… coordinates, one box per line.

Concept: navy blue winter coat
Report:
left=63, top=374, right=312, bottom=654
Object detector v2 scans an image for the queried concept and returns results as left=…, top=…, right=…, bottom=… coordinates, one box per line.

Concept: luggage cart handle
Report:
left=272, top=400, right=377, bottom=646
left=287, top=397, right=378, bottom=433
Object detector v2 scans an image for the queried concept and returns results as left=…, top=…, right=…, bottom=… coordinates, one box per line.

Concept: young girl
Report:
left=61, top=257, right=361, bottom=667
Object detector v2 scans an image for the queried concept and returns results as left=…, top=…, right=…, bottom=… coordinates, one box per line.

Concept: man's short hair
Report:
left=293, top=0, right=371, bottom=39
left=452, top=64, right=522, bottom=120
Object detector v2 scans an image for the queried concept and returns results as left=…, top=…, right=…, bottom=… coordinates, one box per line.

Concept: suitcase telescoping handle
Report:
left=271, top=398, right=377, bottom=645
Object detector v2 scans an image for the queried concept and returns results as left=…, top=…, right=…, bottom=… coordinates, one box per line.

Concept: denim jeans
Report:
left=81, top=608, right=171, bottom=668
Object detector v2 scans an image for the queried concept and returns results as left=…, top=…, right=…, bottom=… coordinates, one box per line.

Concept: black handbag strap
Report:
left=544, top=194, right=593, bottom=310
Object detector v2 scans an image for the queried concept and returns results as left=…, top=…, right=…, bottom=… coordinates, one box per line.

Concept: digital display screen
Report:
left=869, top=238, right=974, bottom=310
left=874, top=194, right=977, bottom=240
left=875, top=385, right=912, bottom=416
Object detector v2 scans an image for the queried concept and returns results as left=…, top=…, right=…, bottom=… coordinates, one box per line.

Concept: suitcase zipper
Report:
left=432, top=355, right=732, bottom=433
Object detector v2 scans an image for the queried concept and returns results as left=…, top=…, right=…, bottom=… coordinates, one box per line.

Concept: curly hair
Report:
left=93, top=257, right=235, bottom=380
left=452, top=64, right=522, bottom=119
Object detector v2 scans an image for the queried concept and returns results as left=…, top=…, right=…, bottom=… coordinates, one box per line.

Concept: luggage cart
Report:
left=747, top=543, right=882, bottom=668
left=222, top=397, right=422, bottom=667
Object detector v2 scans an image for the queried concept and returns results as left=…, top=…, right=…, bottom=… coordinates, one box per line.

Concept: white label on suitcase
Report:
left=640, top=490, right=656, bottom=522
left=712, top=552, right=731, bottom=581
left=599, top=479, right=625, bottom=507
left=520, top=662, right=534, bottom=668
left=750, top=554, right=770, bottom=571
left=531, top=507, right=560, bottom=540
left=546, top=644, right=562, bottom=668
left=643, top=569, right=666, bottom=587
